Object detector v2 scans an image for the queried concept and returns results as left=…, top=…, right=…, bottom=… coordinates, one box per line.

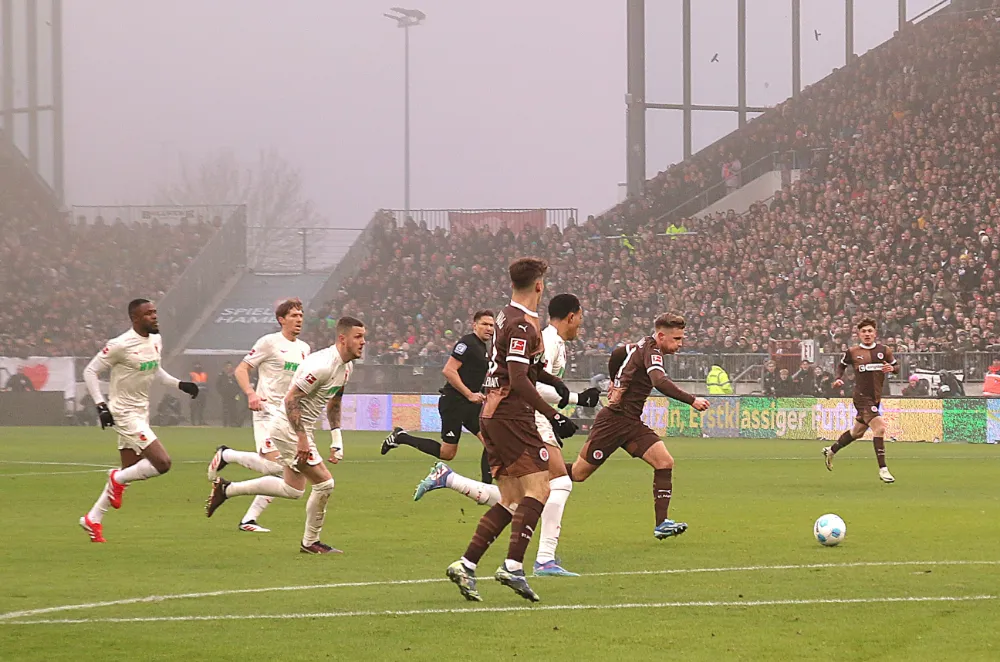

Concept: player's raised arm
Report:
left=833, top=349, right=851, bottom=386
left=646, top=350, right=709, bottom=411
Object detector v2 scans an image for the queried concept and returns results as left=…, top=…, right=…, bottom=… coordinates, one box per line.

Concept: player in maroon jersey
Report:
left=445, top=257, right=577, bottom=603
left=568, top=313, right=709, bottom=540
left=823, top=318, right=898, bottom=483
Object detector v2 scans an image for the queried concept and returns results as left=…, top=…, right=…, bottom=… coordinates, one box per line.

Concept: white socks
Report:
left=114, top=459, right=160, bottom=484
left=222, top=449, right=283, bottom=475
left=536, top=475, right=572, bottom=564
left=225, top=475, right=304, bottom=499
left=446, top=472, right=501, bottom=506
left=303, top=478, right=335, bottom=546
left=241, top=496, right=274, bottom=524
left=87, top=488, right=111, bottom=524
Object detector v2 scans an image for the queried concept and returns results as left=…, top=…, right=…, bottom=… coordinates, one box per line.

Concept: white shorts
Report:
left=114, top=415, right=157, bottom=453
left=252, top=411, right=278, bottom=455
left=268, top=416, right=322, bottom=469
left=534, top=413, right=560, bottom=447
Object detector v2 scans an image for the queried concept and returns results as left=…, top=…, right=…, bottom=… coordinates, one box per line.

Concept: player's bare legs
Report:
left=82, top=441, right=172, bottom=543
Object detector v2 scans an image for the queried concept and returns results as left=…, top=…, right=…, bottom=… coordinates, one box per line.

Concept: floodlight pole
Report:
left=385, top=8, right=424, bottom=223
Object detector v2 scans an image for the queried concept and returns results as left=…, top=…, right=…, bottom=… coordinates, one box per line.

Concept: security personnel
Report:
left=381, top=310, right=496, bottom=481
left=706, top=364, right=733, bottom=395
left=188, top=362, right=209, bottom=425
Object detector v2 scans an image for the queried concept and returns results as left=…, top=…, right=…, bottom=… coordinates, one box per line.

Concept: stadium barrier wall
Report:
left=314, top=394, right=999, bottom=444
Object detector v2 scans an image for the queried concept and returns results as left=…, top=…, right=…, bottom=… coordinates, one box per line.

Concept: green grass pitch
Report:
left=1, top=427, right=998, bottom=661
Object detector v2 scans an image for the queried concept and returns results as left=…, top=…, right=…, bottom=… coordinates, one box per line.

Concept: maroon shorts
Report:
left=578, top=407, right=662, bottom=466
left=854, top=401, right=882, bottom=425
left=480, top=417, right=550, bottom=479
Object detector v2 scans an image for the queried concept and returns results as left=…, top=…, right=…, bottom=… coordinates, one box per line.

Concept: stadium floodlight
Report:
left=383, top=8, right=425, bottom=223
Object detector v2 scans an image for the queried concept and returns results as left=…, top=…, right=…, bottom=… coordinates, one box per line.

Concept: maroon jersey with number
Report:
left=606, top=336, right=666, bottom=420
left=841, top=343, right=896, bottom=406
left=481, top=303, right=545, bottom=421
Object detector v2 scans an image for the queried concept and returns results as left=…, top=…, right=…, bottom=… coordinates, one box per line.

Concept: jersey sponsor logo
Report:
left=484, top=376, right=499, bottom=389
left=592, top=449, right=604, bottom=461
left=138, top=360, right=159, bottom=372
left=283, top=361, right=300, bottom=372
left=650, top=354, right=663, bottom=366
left=304, top=373, right=317, bottom=385
left=539, top=447, right=549, bottom=462
left=326, top=385, right=342, bottom=396
left=509, top=338, right=527, bottom=356
left=857, top=363, right=885, bottom=372
left=454, top=342, right=468, bottom=356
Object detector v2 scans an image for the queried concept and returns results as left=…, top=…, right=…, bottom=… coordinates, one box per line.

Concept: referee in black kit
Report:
left=381, top=310, right=496, bottom=482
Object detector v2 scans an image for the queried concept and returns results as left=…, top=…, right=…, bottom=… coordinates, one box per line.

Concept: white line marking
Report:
left=4, top=594, right=995, bottom=625
left=1, top=470, right=109, bottom=478
left=0, top=461, right=114, bottom=468
left=1, top=559, right=996, bottom=622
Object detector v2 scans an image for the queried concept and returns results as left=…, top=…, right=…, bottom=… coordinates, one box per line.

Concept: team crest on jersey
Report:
left=651, top=354, right=663, bottom=366
left=592, top=449, right=604, bottom=461
left=539, top=447, right=549, bottom=462
left=509, top=338, right=527, bottom=355
left=872, top=406, right=878, bottom=412
left=454, top=342, right=468, bottom=356
left=877, top=352, right=884, bottom=359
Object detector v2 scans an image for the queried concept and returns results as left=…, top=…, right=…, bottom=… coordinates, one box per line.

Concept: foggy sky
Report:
left=63, top=0, right=943, bottom=227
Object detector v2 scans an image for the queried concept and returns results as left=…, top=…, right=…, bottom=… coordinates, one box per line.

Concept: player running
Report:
left=822, top=318, right=898, bottom=483
left=446, top=258, right=578, bottom=603
left=206, top=298, right=310, bottom=532
left=416, top=294, right=600, bottom=577
left=79, top=299, right=200, bottom=542
left=380, top=310, right=495, bottom=483
left=205, top=317, right=365, bottom=554
left=567, top=313, right=709, bottom=540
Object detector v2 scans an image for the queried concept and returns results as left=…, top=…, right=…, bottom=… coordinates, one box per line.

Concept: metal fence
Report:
left=247, top=226, right=364, bottom=274
left=383, top=208, right=579, bottom=232
left=157, top=206, right=247, bottom=342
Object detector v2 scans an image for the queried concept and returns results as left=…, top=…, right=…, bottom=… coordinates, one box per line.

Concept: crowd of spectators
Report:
left=0, top=141, right=219, bottom=357
left=307, top=8, right=1000, bottom=377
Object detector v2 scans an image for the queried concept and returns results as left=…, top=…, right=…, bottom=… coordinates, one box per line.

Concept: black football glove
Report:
left=554, top=381, right=572, bottom=408
left=96, top=403, right=115, bottom=429
left=179, top=381, right=199, bottom=398
left=577, top=387, right=602, bottom=408
left=549, top=412, right=578, bottom=440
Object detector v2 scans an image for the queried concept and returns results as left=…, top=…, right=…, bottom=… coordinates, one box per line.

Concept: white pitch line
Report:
left=0, top=461, right=114, bottom=468
left=4, top=594, right=995, bottom=626
left=1, top=559, right=997, bottom=622
left=1, top=469, right=110, bottom=478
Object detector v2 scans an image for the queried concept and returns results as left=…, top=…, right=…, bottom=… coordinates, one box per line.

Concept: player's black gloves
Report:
left=577, top=387, right=602, bottom=408
left=549, top=412, right=578, bottom=441
left=554, top=381, right=572, bottom=408
left=96, top=403, right=115, bottom=429
left=179, top=381, right=200, bottom=399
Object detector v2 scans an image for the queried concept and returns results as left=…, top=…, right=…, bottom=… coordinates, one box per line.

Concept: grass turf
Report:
left=1, top=427, right=998, bottom=661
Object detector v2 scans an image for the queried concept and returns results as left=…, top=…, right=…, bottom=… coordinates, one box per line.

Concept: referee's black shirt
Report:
left=440, top=333, right=489, bottom=397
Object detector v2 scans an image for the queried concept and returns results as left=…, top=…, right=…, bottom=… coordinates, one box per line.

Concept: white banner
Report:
left=70, top=205, right=240, bottom=226
left=0, top=357, right=76, bottom=398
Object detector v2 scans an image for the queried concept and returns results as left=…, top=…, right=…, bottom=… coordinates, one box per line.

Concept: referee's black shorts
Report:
left=438, top=392, right=482, bottom=444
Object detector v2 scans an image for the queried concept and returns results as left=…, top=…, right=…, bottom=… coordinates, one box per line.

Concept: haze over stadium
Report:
left=1, top=1, right=999, bottom=659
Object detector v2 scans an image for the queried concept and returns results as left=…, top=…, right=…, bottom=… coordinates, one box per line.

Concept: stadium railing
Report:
left=157, top=205, right=247, bottom=340
left=383, top=208, right=579, bottom=232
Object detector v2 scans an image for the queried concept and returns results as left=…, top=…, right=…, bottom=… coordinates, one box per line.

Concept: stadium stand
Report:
left=307, top=9, right=1000, bottom=387
left=0, top=141, right=219, bottom=357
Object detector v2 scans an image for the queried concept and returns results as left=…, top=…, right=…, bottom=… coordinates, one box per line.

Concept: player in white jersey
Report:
left=205, top=298, right=310, bottom=532
left=412, top=294, right=600, bottom=575
left=206, top=316, right=365, bottom=554
left=79, top=299, right=200, bottom=542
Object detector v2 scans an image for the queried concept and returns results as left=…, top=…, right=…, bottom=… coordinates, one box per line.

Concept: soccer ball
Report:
left=813, top=513, right=846, bottom=546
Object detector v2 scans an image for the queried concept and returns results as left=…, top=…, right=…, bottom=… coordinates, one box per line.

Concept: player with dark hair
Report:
left=206, top=317, right=365, bottom=554
left=446, top=258, right=578, bottom=603
left=79, top=299, right=200, bottom=542
left=567, top=313, right=709, bottom=540
left=380, top=310, right=495, bottom=482
left=206, top=297, right=310, bottom=532
left=417, top=293, right=600, bottom=577
left=823, top=318, right=898, bottom=483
